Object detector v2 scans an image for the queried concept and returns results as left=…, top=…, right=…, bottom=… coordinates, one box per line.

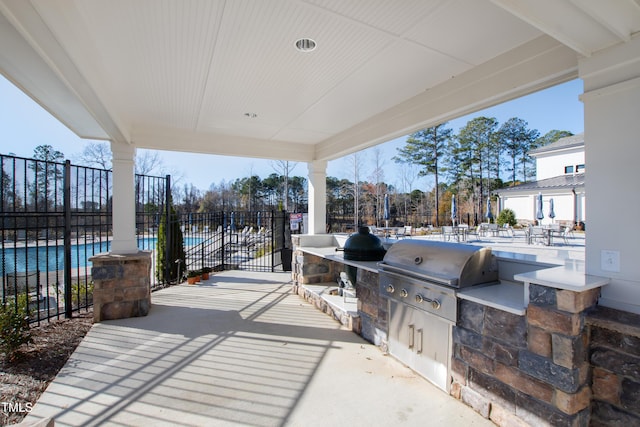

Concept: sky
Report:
left=0, top=75, right=584, bottom=192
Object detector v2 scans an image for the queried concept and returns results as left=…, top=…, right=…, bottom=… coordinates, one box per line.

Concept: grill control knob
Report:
left=400, top=289, right=408, bottom=298
left=415, top=294, right=441, bottom=310
left=385, top=284, right=395, bottom=294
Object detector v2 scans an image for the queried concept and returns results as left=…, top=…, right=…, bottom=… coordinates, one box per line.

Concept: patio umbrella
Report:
left=549, top=198, right=555, bottom=221
left=230, top=211, right=236, bottom=232
left=383, top=194, right=390, bottom=228
left=536, top=193, right=544, bottom=221
left=486, top=198, right=493, bottom=220
left=451, top=197, right=457, bottom=225
left=257, top=211, right=261, bottom=229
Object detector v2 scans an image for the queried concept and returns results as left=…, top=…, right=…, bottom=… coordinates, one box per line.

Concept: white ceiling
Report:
left=1, top=0, right=639, bottom=163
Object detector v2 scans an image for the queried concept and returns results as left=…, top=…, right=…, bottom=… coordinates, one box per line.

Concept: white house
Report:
left=496, top=133, right=585, bottom=227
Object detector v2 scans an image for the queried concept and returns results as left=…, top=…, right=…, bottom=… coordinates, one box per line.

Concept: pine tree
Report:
left=156, top=201, right=185, bottom=284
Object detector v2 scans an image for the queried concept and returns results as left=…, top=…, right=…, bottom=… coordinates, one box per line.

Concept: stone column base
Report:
left=90, top=251, right=152, bottom=322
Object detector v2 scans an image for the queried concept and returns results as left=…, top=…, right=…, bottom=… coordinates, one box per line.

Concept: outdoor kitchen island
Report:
left=291, top=234, right=613, bottom=427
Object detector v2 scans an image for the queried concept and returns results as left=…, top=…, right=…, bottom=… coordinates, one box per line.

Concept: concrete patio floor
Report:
left=25, top=270, right=494, bottom=427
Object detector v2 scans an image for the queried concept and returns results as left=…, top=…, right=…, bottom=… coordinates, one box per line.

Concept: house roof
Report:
left=496, top=173, right=585, bottom=195
left=529, top=132, right=585, bottom=156
left=1, top=2, right=639, bottom=163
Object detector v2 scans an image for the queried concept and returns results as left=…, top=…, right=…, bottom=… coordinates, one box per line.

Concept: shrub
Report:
left=156, top=200, right=186, bottom=284
left=72, top=281, right=94, bottom=308
left=186, top=270, right=200, bottom=278
left=496, top=208, right=517, bottom=227
left=0, top=295, right=32, bottom=361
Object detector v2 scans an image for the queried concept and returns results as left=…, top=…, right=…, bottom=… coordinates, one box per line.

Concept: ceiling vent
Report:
left=295, top=38, right=316, bottom=52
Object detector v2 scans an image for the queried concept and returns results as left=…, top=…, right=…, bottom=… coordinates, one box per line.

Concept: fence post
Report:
left=63, top=160, right=72, bottom=318
left=221, top=201, right=225, bottom=269
left=164, top=175, right=171, bottom=284
left=271, top=210, right=276, bottom=272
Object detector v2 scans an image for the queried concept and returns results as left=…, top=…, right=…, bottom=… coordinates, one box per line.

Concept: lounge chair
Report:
left=395, top=226, right=413, bottom=239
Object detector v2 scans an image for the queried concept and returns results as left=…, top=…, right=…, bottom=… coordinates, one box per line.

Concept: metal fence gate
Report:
left=175, top=210, right=285, bottom=274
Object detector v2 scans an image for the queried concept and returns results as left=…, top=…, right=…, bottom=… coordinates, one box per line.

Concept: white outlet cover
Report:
left=601, top=250, right=620, bottom=273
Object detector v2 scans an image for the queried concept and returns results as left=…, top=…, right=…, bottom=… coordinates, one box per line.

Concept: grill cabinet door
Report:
left=388, top=300, right=451, bottom=392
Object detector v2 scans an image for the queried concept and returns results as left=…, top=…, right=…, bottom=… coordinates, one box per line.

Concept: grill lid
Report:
left=379, top=240, right=498, bottom=287
left=341, top=226, right=386, bottom=261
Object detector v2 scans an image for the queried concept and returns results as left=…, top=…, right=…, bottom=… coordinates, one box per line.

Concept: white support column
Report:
left=110, top=141, right=138, bottom=254
left=579, top=35, right=640, bottom=314
left=307, top=160, right=327, bottom=235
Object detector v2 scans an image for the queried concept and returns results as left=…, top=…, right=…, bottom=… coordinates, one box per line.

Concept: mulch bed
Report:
left=0, top=311, right=93, bottom=425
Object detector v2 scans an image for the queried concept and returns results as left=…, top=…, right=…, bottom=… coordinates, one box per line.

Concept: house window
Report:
left=576, top=164, right=585, bottom=172
left=564, top=165, right=574, bottom=174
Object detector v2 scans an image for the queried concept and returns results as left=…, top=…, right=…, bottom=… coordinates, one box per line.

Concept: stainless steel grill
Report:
left=379, top=240, right=498, bottom=289
left=378, top=240, right=499, bottom=392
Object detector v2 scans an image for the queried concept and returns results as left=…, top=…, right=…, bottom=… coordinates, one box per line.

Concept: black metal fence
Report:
left=1, top=154, right=287, bottom=324
left=1, top=155, right=113, bottom=324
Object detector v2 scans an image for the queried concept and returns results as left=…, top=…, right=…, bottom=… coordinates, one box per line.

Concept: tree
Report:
left=288, top=176, right=307, bottom=213
left=156, top=199, right=186, bottom=284
left=395, top=123, right=452, bottom=226
left=235, top=175, right=263, bottom=211
left=180, top=184, right=201, bottom=214
left=76, top=142, right=112, bottom=169
left=345, top=152, right=365, bottom=226
left=33, top=145, right=64, bottom=163
left=398, top=163, right=416, bottom=225
left=262, top=173, right=283, bottom=207
left=499, top=118, right=540, bottom=184
left=369, top=148, right=385, bottom=226
left=456, top=117, right=497, bottom=223
left=30, top=145, right=64, bottom=210
left=135, top=149, right=165, bottom=176
left=271, top=160, right=297, bottom=211
left=536, top=130, right=573, bottom=147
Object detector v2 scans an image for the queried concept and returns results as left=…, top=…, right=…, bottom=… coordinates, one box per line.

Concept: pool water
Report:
left=1, top=236, right=203, bottom=275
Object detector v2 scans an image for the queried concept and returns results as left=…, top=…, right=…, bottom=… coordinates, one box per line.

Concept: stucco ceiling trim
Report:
left=131, top=125, right=315, bottom=162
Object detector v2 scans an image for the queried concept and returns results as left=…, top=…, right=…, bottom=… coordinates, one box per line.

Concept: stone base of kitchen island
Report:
left=293, top=282, right=361, bottom=333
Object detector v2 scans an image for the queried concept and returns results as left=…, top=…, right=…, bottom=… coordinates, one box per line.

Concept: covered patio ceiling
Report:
left=1, top=0, right=639, bottom=164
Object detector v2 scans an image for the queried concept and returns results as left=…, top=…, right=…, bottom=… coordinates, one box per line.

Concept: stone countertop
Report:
left=458, top=281, right=526, bottom=315
left=299, top=245, right=527, bottom=315
left=514, top=262, right=609, bottom=292
left=296, top=246, right=381, bottom=273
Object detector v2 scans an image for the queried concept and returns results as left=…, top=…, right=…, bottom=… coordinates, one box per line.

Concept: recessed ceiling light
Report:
left=295, top=38, right=317, bottom=52
left=244, top=113, right=257, bottom=118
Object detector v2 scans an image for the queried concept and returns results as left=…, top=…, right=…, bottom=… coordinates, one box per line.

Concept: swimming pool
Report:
left=1, top=236, right=204, bottom=275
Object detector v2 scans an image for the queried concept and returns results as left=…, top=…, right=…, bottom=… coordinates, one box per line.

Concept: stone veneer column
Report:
left=452, top=284, right=601, bottom=426
left=91, top=251, right=152, bottom=322
left=587, top=307, right=640, bottom=425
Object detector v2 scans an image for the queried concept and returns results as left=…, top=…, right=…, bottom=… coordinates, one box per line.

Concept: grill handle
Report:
left=378, top=263, right=458, bottom=287
left=408, top=324, right=415, bottom=350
